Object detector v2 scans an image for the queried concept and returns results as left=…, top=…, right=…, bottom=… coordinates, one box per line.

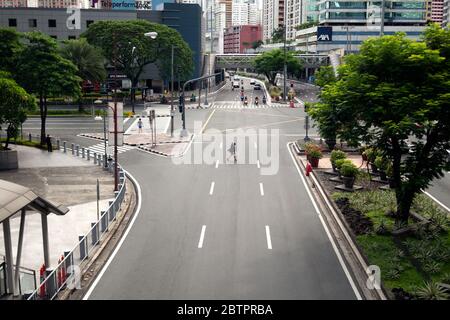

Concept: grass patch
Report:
left=1, top=138, right=47, bottom=150
left=332, top=189, right=450, bottom=298
left=27, top=109, right=91, bottom=116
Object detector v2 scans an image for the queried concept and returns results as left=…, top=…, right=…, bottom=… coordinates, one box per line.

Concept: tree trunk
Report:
left=131, top=78, right=139, bottom=114
left=40, top=95, right=47, bottom=145
left=5, top=124, right=11, bottom=149
left=395, top=187, right=415, bottom=225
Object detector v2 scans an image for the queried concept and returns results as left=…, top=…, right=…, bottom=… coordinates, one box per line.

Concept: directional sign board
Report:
left=108, top=101, right=124, bottom=146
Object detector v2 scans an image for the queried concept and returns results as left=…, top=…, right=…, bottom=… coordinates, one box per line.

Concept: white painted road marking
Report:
left=198, top=225, right=206, bottom=248
left=209, top=182, right=215, bottom=195
left=287, top=142, right=362, bottom=300
left=422, top=190, right=450, bottom=213
left=83, top=169, right=142, bottom=300
left=265, top=226, right=272, bottom=250
left=254, top=142, right=258, bottom=149
left=257, top=160, right=260, bottom=169
left=259, top=183, right=264, bottom=196
left=215, top=160, right=219, bottom=168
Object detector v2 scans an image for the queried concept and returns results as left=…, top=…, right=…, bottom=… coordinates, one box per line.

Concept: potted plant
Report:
left=308, top=148, right=323, bottom=168
left=340, top=162, right=359, bottom=189
left=330, top=150, right=347, bottom=172
left=334, top=159, right=352, bottom=179
left=374, top=156, right=389, bottom=181
left=364, top=147, right=379, bottom=173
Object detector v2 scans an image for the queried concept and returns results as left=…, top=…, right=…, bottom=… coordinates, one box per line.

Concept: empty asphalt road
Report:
left=84, top=79, right=359, bottom=299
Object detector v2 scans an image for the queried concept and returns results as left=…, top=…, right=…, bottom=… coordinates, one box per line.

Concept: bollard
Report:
left=28, top=133, right=32, bottom=142
left=109, top=200, right=114, bottom=221
left=100, top=211, right=107, bottom=233
left=87, top=149, right=90, bottom=161
left=98, top=154, right=102, bottom=166
left=76, top=145, right=80, bottom=157
left=91, top=222, right=99, bottom=245
left=45, top=268, right=57, bottom=299
left=63, top=250, right=72, bottom=276
left=78, top=235, right=87, bottom=260
left=56, top=139, right=60, bottom=150
left=71, top=144, right=75, bottom=155
left=81, top=147, right=85, bottom=159
left=63, top=141, right=67, bottom=153
left=94, top=152, right=97, bottom=164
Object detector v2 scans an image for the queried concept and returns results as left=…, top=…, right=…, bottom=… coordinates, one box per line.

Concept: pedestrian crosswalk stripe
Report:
left=210, top=102, right=291, bottom=109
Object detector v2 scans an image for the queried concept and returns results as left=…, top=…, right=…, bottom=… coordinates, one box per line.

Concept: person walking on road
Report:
left=45, top=134, right=53, bottom=152
left=228, top=141, right=237, bottom=163
left=138, top=118, right=143, bottom=133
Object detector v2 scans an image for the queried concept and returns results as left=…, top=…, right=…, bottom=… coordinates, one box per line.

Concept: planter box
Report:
left=0, top=149, right=18, bottom=170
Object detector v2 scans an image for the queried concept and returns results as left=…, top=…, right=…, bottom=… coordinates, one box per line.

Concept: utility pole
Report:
left=112, top=31, right=119, bottom=192
left=283, top=0, right=287, bottom=102
left=170, top=45, right=174, bottom=137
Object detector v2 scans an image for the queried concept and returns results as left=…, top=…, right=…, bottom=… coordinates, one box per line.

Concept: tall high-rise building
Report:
left=262, top=0, right=284, bottom=41
left=316, top=1, right=427, bottom=25
left=426, top=0, right=445, bottom=23
left=232, top=0, right=260, bottom=26
left=444, top=0, right=450, bottom=26
left=0, top=0, right=28, bottom=6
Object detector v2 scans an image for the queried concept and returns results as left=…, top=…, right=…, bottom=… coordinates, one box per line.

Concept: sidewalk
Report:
left=0, top=145, right=114, bottom=272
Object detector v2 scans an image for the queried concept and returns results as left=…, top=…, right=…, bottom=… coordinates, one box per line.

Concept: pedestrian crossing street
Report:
left=210, top=102, right=292, bottom=109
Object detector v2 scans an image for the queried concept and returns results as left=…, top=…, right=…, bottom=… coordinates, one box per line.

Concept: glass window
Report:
left=48, top=19, right=56, bottom=28
left=28, top=19, right=37, bottom=28
left=8, top=19, right=17, bottom=27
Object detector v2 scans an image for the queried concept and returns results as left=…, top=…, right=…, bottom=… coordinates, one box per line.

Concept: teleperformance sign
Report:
left=317, top=26, right=332, bottom=42
left=112, top=0, right=136, bottom=10
left=110, top=0, right=151, bottom=9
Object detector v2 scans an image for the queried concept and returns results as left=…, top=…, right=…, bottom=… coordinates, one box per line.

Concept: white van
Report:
left=232, top=80, right=240, bottom=88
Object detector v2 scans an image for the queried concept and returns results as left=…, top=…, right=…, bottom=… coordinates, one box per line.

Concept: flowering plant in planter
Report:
left=330, top=150, right=347, bottom=172
left=335, top=159, right=352, bottom=178
left=304, top=143, right=322, bottom=167
left=340, top=162, right=359, bottom=189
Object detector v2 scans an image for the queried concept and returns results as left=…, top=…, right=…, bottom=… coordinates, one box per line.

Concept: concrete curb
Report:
left=289, top=142, right=388, bottom=300
left=137, top=145, right=170, bottom=157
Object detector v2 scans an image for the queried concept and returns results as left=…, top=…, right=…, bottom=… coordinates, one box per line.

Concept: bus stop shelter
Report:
left=0, top=179, right=68, bottom=297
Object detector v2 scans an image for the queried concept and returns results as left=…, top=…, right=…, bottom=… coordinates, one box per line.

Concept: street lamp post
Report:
left=283, top=0, right=287, bottom=102
left=171, top=45, right=175, bottom=137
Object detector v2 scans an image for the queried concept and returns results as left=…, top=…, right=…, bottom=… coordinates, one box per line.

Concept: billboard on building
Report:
left=317, top=26, right=332, bottom=42
left=112, top=0, right=136, bottom=10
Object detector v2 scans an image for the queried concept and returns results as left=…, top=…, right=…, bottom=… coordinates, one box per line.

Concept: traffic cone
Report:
left=306, top=162, right=313, bottom=176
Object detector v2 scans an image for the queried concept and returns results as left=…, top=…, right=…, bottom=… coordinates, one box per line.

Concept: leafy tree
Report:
left=316, top=28, right=450, bottom=224
left=271, top=26, right=285, bottom=43
left=0, top=28, right=23, bottom=73
left=0, top=73, right=36, bottom=149
left=314, top=65, right=336, bottom=88
left=82, top=20, right=193, bottom=113
left=15, top=32, right=81, bottom=145
left=309, top=65, right=339, bottom=149
left=252, top=40, right=264, bottom=50
left=253, top=49, right=303, bottom=85
left=60, top=38, right=107, bottom=111
left=295, top=21, right=318, bottom=31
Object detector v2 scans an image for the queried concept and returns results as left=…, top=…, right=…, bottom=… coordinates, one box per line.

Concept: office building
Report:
left=223, top=24, right=262, bottom=53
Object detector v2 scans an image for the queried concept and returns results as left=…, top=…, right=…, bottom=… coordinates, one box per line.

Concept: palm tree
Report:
left=60, top=38, right=106, bottom=112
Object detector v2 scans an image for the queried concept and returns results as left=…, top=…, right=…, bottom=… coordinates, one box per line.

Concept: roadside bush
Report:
left=415, top=281, right=449, bottom=300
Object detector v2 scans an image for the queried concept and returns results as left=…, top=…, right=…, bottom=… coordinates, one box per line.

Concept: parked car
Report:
left=250, top=79, right=256, bottom=85
left=254, top=83, right=262, bottom=90
left=233, top=80, right=240, bottom=88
